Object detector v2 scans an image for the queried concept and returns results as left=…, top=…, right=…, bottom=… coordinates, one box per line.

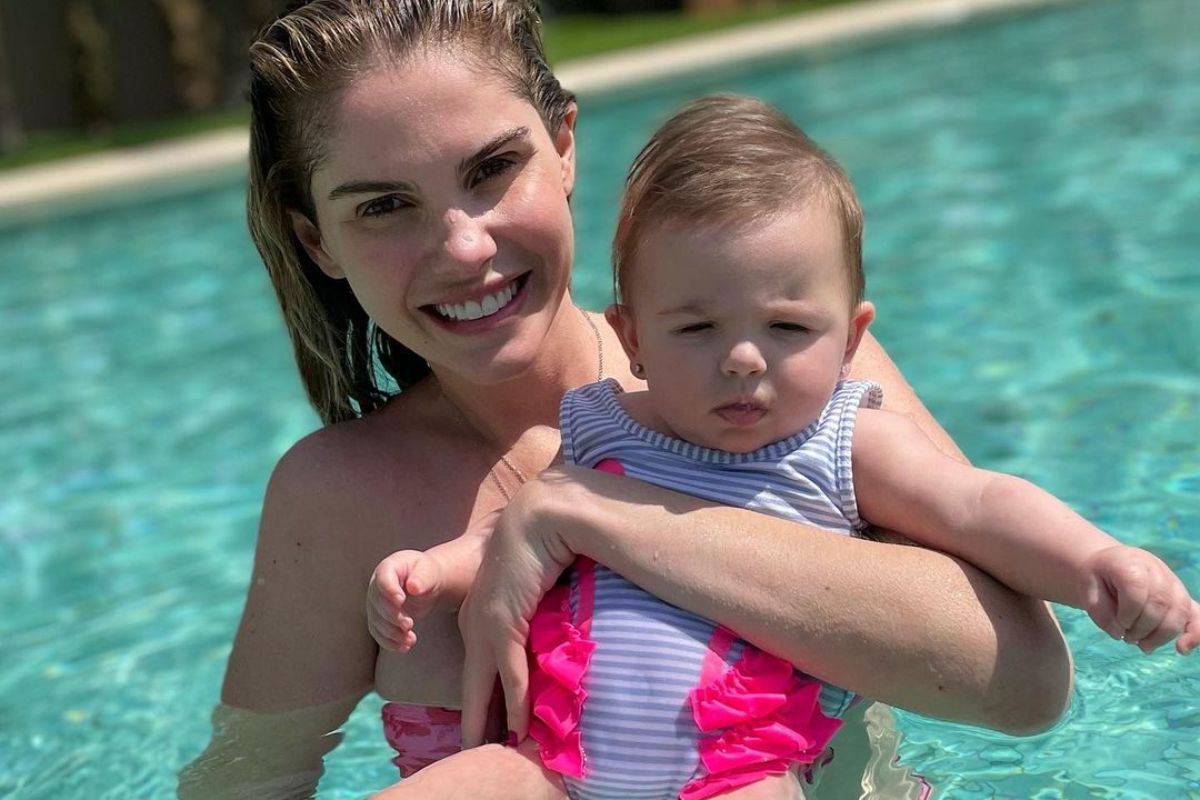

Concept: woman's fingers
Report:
left=460, top=608, right=531, bottom=745
left=456, top=488, right=575, bottom=747
left=460, top=671, right=493, bottom=748
left=498, top=638, right=531, bottom=742
left=460, top=613, right=496, bottom=748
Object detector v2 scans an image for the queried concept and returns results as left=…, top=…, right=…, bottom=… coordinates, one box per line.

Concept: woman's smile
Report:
left=424, top=272, right=530, bottom=329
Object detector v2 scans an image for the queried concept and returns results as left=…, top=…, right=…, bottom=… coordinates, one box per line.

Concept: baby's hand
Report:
left=367, top=550, right=445, bottom=653
left=1081, top=544, right=1200, bottom=655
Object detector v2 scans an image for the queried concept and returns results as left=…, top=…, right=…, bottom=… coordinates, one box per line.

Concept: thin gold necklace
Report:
left=477, top=306, right=604, bottom=503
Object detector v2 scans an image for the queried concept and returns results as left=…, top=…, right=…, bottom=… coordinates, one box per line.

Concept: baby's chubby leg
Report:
left=713, top=771, right=807, bottom=800
left=369, top=740, right=567, bottom=800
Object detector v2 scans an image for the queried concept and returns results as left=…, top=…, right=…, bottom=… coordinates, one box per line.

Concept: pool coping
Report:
left=0, top=0, right=1066, bottom=216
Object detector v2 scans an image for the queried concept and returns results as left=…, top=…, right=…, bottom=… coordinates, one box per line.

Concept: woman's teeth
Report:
left=435, top=281, right=517, bottom=321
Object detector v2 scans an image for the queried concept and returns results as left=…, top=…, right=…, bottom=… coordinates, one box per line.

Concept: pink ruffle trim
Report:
left=527, top=559, right=597, bottom=779
left=680, top=645, right=843, bottom=800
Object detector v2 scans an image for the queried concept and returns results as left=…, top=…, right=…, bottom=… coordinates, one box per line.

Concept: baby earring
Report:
left=631, top=361, right=646, bottom=378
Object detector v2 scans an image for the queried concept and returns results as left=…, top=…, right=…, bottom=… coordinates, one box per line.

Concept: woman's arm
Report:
left=177, top=699, right=361, bottom=799
left=179, top=434, right=378, bottom=797
left=460, top=332, right=1071, bottom=745
left=850, top=331, right=966, bottom=461
left=223, top=435, right=380, bottom=709
left=524, top=468, right=1070, bottom=730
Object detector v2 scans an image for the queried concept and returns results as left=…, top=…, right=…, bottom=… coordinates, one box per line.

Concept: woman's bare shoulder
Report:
left=265, top=387, right=447, bottom=530
left=223, top=388, right=454, bottom=710
left=246, top=389, right=469, bottom=610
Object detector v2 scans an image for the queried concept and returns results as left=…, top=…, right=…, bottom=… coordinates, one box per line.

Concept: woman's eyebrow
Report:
left=458, top=126, right=530, bottom=176
left=327, top=179, right=414, bottom=201
left=326, top=127, right=532, bottom=201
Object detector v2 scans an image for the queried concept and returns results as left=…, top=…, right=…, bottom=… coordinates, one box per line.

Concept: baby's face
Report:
left=614, top=202, right=872, bottom=453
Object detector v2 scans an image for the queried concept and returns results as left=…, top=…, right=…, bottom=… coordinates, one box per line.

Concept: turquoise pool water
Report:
left=2, top=0, right=1198, bottom=796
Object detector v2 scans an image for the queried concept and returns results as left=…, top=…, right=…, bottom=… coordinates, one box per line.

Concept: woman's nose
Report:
left=722, top=340, right=766, bottom=377
left=440, top=208, right=497, bottom=270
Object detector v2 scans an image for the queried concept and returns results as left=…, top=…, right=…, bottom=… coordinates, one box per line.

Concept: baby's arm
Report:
left=852, top=408, right=1200, bottom=654
left=367, top=517, right=495, bottom=652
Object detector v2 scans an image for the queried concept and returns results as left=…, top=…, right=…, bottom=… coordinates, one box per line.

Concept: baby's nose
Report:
left=722, top=341, right=766, bottom=377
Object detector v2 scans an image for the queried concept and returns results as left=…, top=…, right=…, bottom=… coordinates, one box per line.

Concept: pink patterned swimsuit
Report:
left=522, top=379, right=884, bottom=800
left=380, top=703, right=462, bottom=777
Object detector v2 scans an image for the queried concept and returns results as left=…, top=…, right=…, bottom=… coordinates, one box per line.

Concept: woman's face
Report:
left=294, top=48, right=577, bottom=384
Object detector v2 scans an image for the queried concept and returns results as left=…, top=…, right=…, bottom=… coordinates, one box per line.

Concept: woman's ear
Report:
left=604, top=303, right=641, bottom=366
left=555, top=103, right=578, bottom=196
left=289, top=210, right=344, bottom=279
left=840, top=301, right=876, bottom=377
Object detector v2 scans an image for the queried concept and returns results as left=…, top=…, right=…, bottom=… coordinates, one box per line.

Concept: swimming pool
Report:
left=2, top=0, right=1197, bottom=796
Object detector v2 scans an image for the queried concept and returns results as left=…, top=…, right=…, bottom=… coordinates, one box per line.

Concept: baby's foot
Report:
left=367, top=550, right=446, bottom=652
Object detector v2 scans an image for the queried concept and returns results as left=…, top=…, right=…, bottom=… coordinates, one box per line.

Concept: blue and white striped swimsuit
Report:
left=527, top=378, right=882, bottom=800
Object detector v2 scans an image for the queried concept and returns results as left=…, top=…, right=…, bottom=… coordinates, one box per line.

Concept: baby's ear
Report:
left=841, top=301, right=876, bottom=376
left=605, top=303, right=641, bottom=365
left=289, top=210, right=343, bottom=279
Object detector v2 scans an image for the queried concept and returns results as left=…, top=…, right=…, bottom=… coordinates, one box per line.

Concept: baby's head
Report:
left=607, top=94, right=875, bottom=452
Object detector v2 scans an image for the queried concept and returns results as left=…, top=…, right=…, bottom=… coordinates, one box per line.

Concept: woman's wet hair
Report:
left=248, top=0, right=574, bottom=424
left=613, top=94, right=864, bottom=310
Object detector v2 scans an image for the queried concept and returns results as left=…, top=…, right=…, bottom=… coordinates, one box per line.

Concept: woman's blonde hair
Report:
left=613, top=94, right=864, bottom=310
left=248, top=0, right=574, bottom=424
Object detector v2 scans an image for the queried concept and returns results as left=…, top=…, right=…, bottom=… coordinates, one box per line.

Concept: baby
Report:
left=368, top=95, right=1199, bottom=800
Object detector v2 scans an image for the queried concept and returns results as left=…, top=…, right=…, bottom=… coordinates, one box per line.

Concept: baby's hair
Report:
left=613, top=94, right=864, bottom=309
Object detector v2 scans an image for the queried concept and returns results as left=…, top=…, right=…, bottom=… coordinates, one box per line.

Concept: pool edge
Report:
left=0, top=0, right=1071, bottom=218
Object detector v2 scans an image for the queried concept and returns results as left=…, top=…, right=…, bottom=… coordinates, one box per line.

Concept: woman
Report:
left=178, top=1, right=1071, bottom=797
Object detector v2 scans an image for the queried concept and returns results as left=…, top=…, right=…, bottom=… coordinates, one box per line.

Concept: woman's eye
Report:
left=360, top=195, right=409, bottom=218
left=470, top=156, right=517, bottom=187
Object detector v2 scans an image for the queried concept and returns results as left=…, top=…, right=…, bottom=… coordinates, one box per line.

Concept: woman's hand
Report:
left=458, top=482, right=576, bottom=748
left=503, top=463, right=1072, bottom=735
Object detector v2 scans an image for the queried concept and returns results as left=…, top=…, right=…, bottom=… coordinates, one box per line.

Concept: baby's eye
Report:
left=360, top=195, right=411, bottom=218
left=674, top=322, right=714, bottom=335
left=771, top=321, right=810, bottom=333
